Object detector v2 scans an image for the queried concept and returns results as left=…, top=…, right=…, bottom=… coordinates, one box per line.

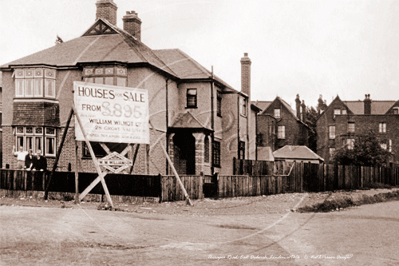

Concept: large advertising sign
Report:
left=74, top=81, right=149, bottom=144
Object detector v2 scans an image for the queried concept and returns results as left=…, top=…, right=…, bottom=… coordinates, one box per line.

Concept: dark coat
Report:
left=25, top=154, right=36, bottom=169
left=35, top=156, right=47, bottom=171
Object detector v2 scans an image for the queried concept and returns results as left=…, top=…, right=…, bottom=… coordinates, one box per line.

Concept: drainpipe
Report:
left=165, top=78, right=169, bottom=175
left=237, top=94, right=240, bottom=160
left=210, top=66, right=215, bottom=175
left=255, top=110, right=258, bottom=160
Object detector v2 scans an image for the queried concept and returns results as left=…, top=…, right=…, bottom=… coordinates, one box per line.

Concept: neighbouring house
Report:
left=255, top=94, right=310, bottom=159
left=316, top=94, right=399, bottom=164
left=273, top=145, right=324, bottom=164
left=0, top=71, right=2, bottom=167
left=0, top=0, right=258, bottom=175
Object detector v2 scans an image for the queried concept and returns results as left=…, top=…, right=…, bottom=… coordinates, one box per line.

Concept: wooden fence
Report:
left=161, top=175, right=204, bottom=202
left=233, top=158, right=293, bottom=175
left=0, top=170, right=161, bottom=198
left=2, top=163, right=399, bottom=202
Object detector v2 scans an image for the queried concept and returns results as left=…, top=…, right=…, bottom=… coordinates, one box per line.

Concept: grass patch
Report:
left=298, top=190, right=399, bottom=213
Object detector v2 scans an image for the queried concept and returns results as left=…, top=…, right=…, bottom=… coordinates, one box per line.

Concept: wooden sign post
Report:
left=73, top=105, right=114, bottom=207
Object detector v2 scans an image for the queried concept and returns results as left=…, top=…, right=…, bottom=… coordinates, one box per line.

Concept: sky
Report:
left=1, top=0, right=399, bottom=108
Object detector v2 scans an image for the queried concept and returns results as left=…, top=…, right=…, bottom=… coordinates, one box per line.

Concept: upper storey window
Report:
left=14, top=68, right=56, bottom=98
left=83, top=66, right=127, bottom=87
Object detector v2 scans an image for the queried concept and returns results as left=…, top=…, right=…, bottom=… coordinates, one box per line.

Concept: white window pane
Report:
left=46, top=137, right=56, bottom=156
left=26, top=137, right=34, bottom=151
left=35, top=137, right=43, bottom=153
left=34, top=79, right=43, bottom=97
left=16, top=79, right=24, bottom=97
left=17, top=136, right=24, bottom=150
left=45, top=79, right=55, bottom=97
left=25, top=79, right=34, bottom=97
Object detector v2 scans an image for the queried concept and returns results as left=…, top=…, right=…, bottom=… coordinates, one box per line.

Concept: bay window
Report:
left=14, top=126, right=56, bottom=156
left=14, top=68, right=56, bottom=98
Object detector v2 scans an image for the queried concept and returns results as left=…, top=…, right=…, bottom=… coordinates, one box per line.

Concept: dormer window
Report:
left=14, top=68, right=56, bottom=98
left=393, top=107, right=399, bottom=115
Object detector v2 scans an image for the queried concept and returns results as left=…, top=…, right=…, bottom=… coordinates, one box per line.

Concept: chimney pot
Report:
left=364, top=94, right=371, bottom=114
left=123, top=10, right=142, bottom=40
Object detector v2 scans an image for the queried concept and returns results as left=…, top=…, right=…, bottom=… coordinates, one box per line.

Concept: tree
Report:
left=305, top=106, right=318, bottom=152
left=331, top=131, right=392, bottom=166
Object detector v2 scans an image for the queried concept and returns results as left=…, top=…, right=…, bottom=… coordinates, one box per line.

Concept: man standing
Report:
left=13, top=146, right=28, bottom=169
left=25, top=149, right=36, bottom=171
left=35, top=150, right=47, bottom=171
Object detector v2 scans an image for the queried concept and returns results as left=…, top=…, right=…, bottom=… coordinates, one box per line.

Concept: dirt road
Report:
left=1, top=195, right=399, bottom=265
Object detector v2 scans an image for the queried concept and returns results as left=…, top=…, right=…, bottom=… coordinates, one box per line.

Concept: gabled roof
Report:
left=260, top=96, right=310, bottom=128
left=251, top=100, right=271, bottom=112
left=1, top=19, right=176, bottom=77
left=343, top=100, right=395, bottom=115
left=171, top=111, right=212, bottom=130
left=260, top=96, right=296, bottom=117
left=153, top=48, right=235, bottom=91
left=273, top=145, right=324, bottom=161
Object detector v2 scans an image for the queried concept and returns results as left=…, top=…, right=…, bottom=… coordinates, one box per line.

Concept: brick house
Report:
left=0, top=0, right=258, bottom=175
left=316, top=94, right=399, bottom=164
left=255, top=95, right=309, bottom=159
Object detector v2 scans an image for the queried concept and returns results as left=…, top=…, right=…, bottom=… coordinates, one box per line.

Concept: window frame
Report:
left=347, top=122, right=355, bottom=133
left=274, top=109, right=281, bottom=119
left=217, top=91, right=222, bottom=117
left=212, top=141, right=221, bottom=167
left=277, top=126, right=285, bottom=139
left=347, top=139, right=355, bottom=150
left=238, top=141, right=245, bottom=160
left=13, top=126, right=55, bottom=156
left=14, top=68, right=56, bottom=99
left=240, top=97, right=247, bottom=117
left=186, top=88, right=197, bottom=108
left=379, top=122, right=386, bottom=133
left=329, top=126, right=336, bottom=139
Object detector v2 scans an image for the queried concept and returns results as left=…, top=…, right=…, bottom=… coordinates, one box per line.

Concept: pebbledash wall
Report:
left=1, top=0, right=257, bottom=176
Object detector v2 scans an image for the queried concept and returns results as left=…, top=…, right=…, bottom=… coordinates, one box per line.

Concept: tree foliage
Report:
left=331, top=131, right=392, bottom=166
left=305, top=106, right=318, bottom=152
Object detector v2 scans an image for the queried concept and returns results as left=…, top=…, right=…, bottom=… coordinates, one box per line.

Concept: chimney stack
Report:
left=301, top=100, right=306, bottom=121
left=364, top=94, right=371, bottom=115
left=123, top=11, right=142, bottom=41
left=295, top=94, right=301, bottom=119
left=240, top=53, right=251, bottom=100
left=96, top=0, right=118, bottom=25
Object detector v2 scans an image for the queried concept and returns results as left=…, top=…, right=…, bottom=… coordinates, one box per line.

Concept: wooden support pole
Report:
left=130, top=144, right=140, bottom=174
left=73, top=105, right=113, bottom=207
left=44, top=108, right=74, bottom=200
left=160, top=142, right=193, bottom=206
left=74, top=139, right=80, bottom=204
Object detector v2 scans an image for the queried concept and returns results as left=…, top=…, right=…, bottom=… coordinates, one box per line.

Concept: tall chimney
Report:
left=240, top=53, right=251, bottom=100
left=96, top=0, right=118, bottom=25
left=295, top=94, right=301, bottom=119
left=301, top=100, right=306, bottom=121
left=364, top=94, right=371, bottom=115
left=123, top=11, right=142, bottom=41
